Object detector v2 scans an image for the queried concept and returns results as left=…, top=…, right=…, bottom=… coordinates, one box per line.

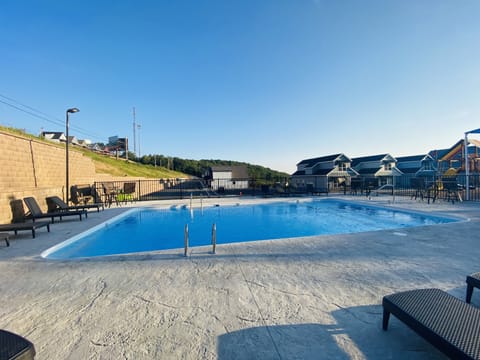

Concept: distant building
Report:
left=77, top=139, right=92, bottom=148
left=395, top=154, right=436, bottom=177
left=351, top=154, right=401, bottom=187
left=108, top=135, right=128, bottom=152
left=205, top=165, right=249, bottom=191
left=290, top=154, right=356, bottom=193
left=67, top=135, right=79, bottom=145
left=40, top=131, right=66, bottom=143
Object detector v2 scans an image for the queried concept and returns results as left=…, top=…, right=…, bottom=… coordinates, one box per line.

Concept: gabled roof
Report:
left=41, top=131, right=65, bottom=140
left=357, top=168, right=378, bottom=175
left=351, top=154, right=393, bottom=167
left=396, top=154, right=427, bottom=162
left=313, top=168, right=331, bottom=175
left=297, top=153, right=350, bottom=167
left=291, top=170, right=305, bottom=176
left=67, top=136, right=79, bottom=144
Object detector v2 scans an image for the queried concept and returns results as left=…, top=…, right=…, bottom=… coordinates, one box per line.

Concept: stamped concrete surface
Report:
left=0, top=196, right=479, bottom=359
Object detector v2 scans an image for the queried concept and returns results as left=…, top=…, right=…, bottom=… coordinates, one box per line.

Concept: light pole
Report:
left=464, top=128, right=480, bottom=200
left=66, top=107, right=79, bottom=205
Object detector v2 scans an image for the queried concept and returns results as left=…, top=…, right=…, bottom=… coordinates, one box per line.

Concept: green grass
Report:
left=81, top=149, right=187, bottom=178
left=0, top=125, right=187, bottom=179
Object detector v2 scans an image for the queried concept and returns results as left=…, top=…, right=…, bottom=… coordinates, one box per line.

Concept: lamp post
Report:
left=464, top=128, right=480, bottom=201
left=66, top=108, right=79, bottom=205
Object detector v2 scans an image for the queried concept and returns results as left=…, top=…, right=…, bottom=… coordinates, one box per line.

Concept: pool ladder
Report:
left=184, top=223, right=217, bottom=257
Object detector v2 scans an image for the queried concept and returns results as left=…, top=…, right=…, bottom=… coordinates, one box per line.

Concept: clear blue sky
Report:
left=1, top=0, right=479, bottom=174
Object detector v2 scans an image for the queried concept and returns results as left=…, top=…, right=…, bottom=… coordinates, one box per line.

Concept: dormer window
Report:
left=338, top=163, right=348, bottom=171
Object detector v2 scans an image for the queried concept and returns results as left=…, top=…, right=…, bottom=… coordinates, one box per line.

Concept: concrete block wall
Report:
left=0, top=131, right=102, bottom=223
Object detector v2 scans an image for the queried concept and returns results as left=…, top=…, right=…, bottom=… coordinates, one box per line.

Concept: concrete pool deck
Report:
left=0, top=195, right=479, bottom=359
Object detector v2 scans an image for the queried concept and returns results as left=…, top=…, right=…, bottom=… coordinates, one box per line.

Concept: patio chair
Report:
left=466, top=272, right=480, bottom=303
left=118, top=182, right=136, bottom=204
left=102, top=182, right=119, bottom=207
left=0, top=200, right=50, bottom=238
left=410, top=177, right=426, bottom=201
left=46, top=195, right=103, bottom=213
left=0, top=329, right=36, bottom=359
left=23, top=197, right=87, bottom=223
left=70, top=184, right=94, bottom=205
left=383, top=288, right=480, bottom=359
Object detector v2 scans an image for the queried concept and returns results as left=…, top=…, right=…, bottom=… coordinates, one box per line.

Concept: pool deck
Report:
left=1, top=195, right=479, bottom=359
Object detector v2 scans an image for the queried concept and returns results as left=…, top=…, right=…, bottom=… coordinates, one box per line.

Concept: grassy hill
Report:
left=0, top=126, right=289, bottom=180
left=81, top=150, right=186, bottom=178
left=0, top=125, right=187, bottom=178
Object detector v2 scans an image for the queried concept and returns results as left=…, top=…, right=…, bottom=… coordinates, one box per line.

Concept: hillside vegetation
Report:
left=137, top=155, right=290, bottom=180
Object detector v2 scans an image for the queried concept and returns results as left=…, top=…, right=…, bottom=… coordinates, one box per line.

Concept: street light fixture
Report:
left=66, top=107, right=79, bottom=205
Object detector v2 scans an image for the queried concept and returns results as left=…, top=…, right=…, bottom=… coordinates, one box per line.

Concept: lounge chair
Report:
left=466, top=272, right=480, bottom=303
left=23, top=197, right=87, bottom=223
left=383, top=288, right=480, bottom=359
left=0, top=329, right=36, bottom=359
left=0, top=221, right=50, bottom=239
left=0, top=200, right=51, bottom=239
left=0, top=232, right=9, bottom=246
left=46, top=195, right=103, bottom=213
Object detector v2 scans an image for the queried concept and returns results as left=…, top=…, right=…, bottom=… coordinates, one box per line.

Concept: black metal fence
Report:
left=344, top=174, right=480, bottom=202
left=82, top=174, right=480, bottom=205
left=91, top=178, right=290, bottom=204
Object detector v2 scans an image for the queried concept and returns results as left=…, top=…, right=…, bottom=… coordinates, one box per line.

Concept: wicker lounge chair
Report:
left=23, top=197, right=87, bottom=223
left=466, top=272, right=480, bottom=304
left=0, top=329, right=36, bottom=359
left=383, top=288, right=480, bottom=359
left=46, top=195, right=103, bottom=213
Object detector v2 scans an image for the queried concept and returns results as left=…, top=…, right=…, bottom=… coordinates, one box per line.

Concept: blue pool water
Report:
left=42, top=199, right=458, bottom=259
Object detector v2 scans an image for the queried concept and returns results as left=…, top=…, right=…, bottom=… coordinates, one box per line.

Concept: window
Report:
left=338, top=163, right=348, bottom=171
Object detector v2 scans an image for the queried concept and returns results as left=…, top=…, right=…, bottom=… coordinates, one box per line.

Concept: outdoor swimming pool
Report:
left=42, top=199, right=459, bottom=259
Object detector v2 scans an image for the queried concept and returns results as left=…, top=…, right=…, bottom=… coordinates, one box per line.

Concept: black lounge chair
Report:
left=0, top=221, right=50, bottom=239
left=466, top=272, right=480, bottom=303
left=0, top=232, right=9, bottom=246
left=0, top=329, right=36, bottom=359
left=383, top=288, right=480, bottom=359
left=46, top=195, right=103, bottom=213
left=23, top=197, right=87, bottom=223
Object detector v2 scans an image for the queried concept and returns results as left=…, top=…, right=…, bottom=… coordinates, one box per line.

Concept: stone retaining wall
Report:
left=0, top=131, right=138, bottom=223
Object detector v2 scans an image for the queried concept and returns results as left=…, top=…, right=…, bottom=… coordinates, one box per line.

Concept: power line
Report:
left=0, top=93, right=105, bottom=141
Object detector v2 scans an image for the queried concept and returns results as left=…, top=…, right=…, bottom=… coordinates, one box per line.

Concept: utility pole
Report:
left=137, top=123, right=141, bottom=157
left=132, top=107, right=136, bottom=156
